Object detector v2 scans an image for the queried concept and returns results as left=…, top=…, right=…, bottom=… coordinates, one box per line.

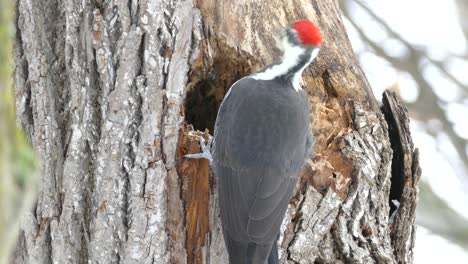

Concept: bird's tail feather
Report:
left=225, top=232, right=279, bottom=264
left=267, top=238, right=279, bottom=264
left=248, top=236, right=279, bottom=264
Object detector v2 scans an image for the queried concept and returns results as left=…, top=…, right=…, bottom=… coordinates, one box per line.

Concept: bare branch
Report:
left=342, top=1, right=468, bottom=169
left=352, top=0, right=468, bottom=95
left=418, top=181, right=468, bottom=251
left=455, top=0, right=468, bottom=45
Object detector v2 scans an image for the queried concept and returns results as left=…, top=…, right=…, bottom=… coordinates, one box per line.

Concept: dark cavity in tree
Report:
left=184, top=44, right=255, bottom=133
left=382, top=91, right=408, bottom=215
left=184, top=80, right=219, bottom=132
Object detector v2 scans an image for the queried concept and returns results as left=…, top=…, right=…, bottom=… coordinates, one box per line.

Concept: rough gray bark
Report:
left=13, top=0, right=420, bottom=263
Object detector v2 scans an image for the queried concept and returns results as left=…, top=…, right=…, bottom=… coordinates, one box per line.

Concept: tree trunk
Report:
left=0, top=0, right=37, bottom=263
left=12, top=0, right=420, bottom=263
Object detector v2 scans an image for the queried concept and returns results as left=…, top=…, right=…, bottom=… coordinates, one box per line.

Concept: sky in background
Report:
left=343, top=0, right=468, bottom=262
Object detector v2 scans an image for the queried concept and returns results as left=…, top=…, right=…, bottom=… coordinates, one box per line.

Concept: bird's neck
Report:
left=252, top=43, right=319, bottom=91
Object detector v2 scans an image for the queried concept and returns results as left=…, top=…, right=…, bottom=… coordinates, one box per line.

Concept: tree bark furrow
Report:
left=87, top=23, right=142, bottom=262
left=334, top=102, right=394, bottom=264
left=286, top=188, right=342, bottom=264
left=15, top=1, right=67, bottom=262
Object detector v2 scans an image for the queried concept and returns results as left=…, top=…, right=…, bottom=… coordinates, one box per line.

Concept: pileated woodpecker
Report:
left=187, top=20, right=322, bottom=264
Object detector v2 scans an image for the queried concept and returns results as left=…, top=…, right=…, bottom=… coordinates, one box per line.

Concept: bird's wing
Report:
left=213, top=78, right=310, bottom=243
left=216, top=164, right=296, bottom=243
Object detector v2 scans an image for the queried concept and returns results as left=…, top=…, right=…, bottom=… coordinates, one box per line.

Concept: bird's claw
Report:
left=184, top=135, right=213, bottom=165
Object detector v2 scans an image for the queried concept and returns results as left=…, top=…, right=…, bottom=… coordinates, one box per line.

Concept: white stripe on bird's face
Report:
left=293, top=48, right=320, bottom=91
left=252, top=37, right=320, bottom=91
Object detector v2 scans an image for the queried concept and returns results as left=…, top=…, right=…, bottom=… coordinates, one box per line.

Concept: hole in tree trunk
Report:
left=381, top=91, right=409, bottom=216
left=184, top=80, right=219, bottom=133
left=183, top=44, right=257, bottom=134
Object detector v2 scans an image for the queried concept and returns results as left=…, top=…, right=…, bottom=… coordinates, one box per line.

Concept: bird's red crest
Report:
left=291, top=20, right=322, bottom=46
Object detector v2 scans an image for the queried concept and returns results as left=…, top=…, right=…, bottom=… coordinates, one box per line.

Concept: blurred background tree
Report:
left=341, top=0, right=468, bottom=261
left=0, top=0, right=37, bottom=262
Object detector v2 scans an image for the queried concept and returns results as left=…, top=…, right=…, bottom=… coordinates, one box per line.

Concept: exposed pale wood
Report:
left=177, top=127, right=211, bottom=264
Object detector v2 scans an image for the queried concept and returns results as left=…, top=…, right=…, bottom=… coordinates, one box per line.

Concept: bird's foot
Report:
left=184, top=135, right=213, bottom=165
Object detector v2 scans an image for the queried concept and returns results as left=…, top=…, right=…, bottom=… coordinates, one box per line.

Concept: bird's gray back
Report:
left=213, top=77, right=310, bottom=245
left=215, top=78, right=310, bottom=172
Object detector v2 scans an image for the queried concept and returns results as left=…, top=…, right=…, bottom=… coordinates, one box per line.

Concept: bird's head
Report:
left=286, top=20, right=323, bottom=48
left=253, top=20, right=322, bottom=85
